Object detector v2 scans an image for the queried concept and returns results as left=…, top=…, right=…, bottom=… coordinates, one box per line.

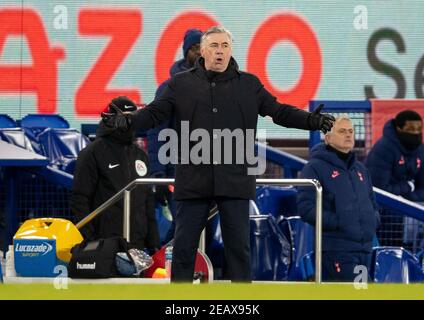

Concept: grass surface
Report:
left=0, top=283, right=423, bottom=300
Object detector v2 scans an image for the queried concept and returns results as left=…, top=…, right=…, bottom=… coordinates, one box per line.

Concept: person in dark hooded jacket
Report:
left=297, top=117, right=380, bottom=282
left=366, top=110, right=424, bottom=201
left=71, top=96, right=160, bottom=252
left=366, top=110, right=424, bottom=246
left=126, top=26, right=334, bottom=283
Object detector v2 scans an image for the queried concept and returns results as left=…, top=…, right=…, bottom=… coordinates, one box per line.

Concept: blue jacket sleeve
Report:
left=297, top=163, right=338, bottom=231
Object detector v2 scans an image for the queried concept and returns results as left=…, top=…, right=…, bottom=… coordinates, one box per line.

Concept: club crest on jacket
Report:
left=135, top=160, right=147, bottom=176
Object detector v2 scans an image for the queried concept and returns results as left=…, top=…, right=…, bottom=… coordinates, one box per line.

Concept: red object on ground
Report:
left=144, top=244, right=212, bottom=283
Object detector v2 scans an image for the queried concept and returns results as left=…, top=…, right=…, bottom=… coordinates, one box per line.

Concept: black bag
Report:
left=68, top=237, right=131, bottom=278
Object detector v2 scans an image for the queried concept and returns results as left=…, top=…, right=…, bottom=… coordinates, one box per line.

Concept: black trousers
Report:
left=171, top=197, right=251, bottom=282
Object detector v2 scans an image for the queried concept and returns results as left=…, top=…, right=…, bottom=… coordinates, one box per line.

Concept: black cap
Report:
left=108, top=96, right=137, bottom=113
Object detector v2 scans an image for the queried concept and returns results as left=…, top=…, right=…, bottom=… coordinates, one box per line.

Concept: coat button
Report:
left=211, top=82, right=216, bottom=87
left=212, top=107, right=218, bottom=113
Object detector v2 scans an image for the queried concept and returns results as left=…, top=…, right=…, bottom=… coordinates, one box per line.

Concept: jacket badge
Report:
left=417, top=158, right=421, bottom=169
left=357, top=171, right=364, bottom=181
left=399, top=156, right=405, bottom=165
left=331, top=170, right=340, bottom=179
left=135, top=160, right=147, bottom=177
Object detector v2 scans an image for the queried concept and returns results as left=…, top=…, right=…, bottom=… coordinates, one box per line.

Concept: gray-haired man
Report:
left=126, top=26, right=334, bottom=282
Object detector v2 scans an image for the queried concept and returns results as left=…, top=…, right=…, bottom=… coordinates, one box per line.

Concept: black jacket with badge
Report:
left=133, top=57, right=319, bottom=200
left=71, top=121, right=160, bottom=250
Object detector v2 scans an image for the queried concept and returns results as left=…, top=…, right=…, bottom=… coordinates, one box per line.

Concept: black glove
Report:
left=101, top=105, right=133, bottom=132
left=308, top=104, right=335, bottom=134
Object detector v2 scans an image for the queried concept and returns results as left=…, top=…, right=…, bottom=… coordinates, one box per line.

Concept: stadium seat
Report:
left=371, top=246, right=424, bottom=283
left=300, top=251, right=315, bottom=281
left=0, top=115, right=38, bottom=152
left=21, top=114, right=70, bottom=153
left=415, top=248, right=424, bottom=267
left=0, top=114, right=17, bottom=128
left=256, top=186, right=298, bottom=218
left=16, top=115, right=90, bottom=173
left=21, top=114, right=69, bottom=129
left=0, top=128, right=37, bottom=152
left=36, top=128, right=90, bottom=173
left=250, top=214, right=291, bottom=281
left=278, top=216, right=315, bottom=281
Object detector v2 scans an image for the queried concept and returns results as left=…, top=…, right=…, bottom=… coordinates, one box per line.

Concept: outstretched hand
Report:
left=101, top=106, right=133, bottom=132
left=309, top=104, right=335, bottom=134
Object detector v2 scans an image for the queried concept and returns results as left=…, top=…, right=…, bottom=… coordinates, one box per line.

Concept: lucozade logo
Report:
left=15, top=242, right=53, bottom=256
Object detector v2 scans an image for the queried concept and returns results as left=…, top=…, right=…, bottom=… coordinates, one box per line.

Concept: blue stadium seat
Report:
left=16, top=115, right=89, bottom=173
left=36, top=128, right=90, bottom=173
left=415, top=248, right=424, bottom=268
left=371, top=246, right=424, bottom=283
left=21, top=114, right=70, bottom=152
left=278, top=216, right=315, bottom=281
left=154, top=204, right=172, bottom=245
left=0, top=114, right=17, bottom=128
left=21, top=114, right=69, bottom=129
left=0, top=128, right=37, bottom=152
left=250, top=214, right=291, bottom=281
left=300, top=251, right=315, bottom=280
left=256, top=186, right=298, bottom=218
left=0, top=114, right=37, bottom=152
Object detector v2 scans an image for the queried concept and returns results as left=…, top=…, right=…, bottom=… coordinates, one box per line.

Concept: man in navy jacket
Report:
left=366, top=110, right=424, bottom=246
left=366, top=110, right=424, bottom=201
left=297, top=117, right=380, bottom=281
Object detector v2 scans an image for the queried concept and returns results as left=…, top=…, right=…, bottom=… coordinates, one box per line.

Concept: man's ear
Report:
left=324, top=133, right=331, bottom=145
